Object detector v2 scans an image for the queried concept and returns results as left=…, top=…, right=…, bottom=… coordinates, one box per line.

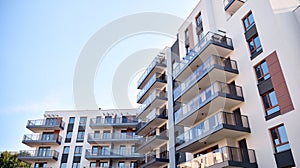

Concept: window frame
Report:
left=63, top=146, right=70, bottom=154
left=254, top=60, right=270, bottom=82
left=261, top=90, right=280, bottom=116
left=74, top=146, right=82, bottom=157
left=76, top=130, right=85, bottom=142
left=242, top=11, right=255, bottom=31
left=270, top=124, right=290, bottom=153
left=69, top=117, right=75, bottom=124
left=247, top=34, right=262, bottom=55
left=195, top=12, right=202, bottom=27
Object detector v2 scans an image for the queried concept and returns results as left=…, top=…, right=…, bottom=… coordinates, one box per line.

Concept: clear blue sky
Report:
left=0, top=0, right=198, bottom=151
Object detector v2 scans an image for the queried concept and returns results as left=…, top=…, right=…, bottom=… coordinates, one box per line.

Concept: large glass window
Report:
left=118, top=161, right=125, bottom=168
left=105, top=116, right=112, bottom=124
left=74, top=146, right=82, bottom=157
left=255, top=60, right=270, bottom=82
left=121, top=130, right=127, bottom=139
left=79, top=117, right=87, bottom=126
left=76, top=131, right=85, bottom=142
left=243, top=11, right=255, bottom=31
left=60, top=163, right=66, bottom=168
left=247, top=35, right=262, bottom=55
left=63, top=146, right=70, bottom=154
left=196, top=13, right=202, bottom=27
left=270, top=124, right=290, bottom=152
left=72, top=163, right=80, bottom=168
left=119, top=145, right=126, bottom=155
left=100, top=162, right=108, bottom=167
left=262, top=90, right=280, bottom=116
left=103, top=130, right=111, bottom=139
left=90, top=162, right=96, bottom=168
left=101, top=146, right=109, bottom=155
left=69, top=117, right=75, bottom=124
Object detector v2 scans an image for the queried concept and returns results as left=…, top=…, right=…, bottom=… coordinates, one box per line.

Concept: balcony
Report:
left=26, top=118, right=65, bottom=132
left=137, top=89, right=167, bottom=119
left=89, top=117, right=138, bottom=129
left=173, top=32, right=234, bottom=81
left=137, top=55, right=167, bottom=89
left=137, top=73, right=167, bottom=103
left=224, top=0, right=245, bottom=15
left=136, top=131, right=169, bottom=154
left=87, top=133, right=141, bottom=144
left=22, top=134, right=62, bottom=147
left=178, top=146, right=257, bottom=168
left=174, top=81, right=244, bottom=126
left=176, top=112, right=250, bottom=153
left=18, top=150, right=59, bottom=161
left=173, top=55, right=239, bottom=101
left=85, top=148, right=144, bottom=160
left=140, top=151, right=169, bottom=168
left=136, top=108, right=168, bottom=136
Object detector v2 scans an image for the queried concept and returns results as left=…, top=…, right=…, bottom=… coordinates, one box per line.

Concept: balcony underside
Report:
left=137, top=116, right=168, bottom=136
left=210, top=160, right=258, bottom=168
left=138, top=98, right=167, bottom=119
left=225, top=0, right=244, bottom=15
left=175, top=43, right=233, bottom=81
left=87, top=139, right=138, bottom=144
left=22, top=140, right=61, bottom=147
left=176, top=94, right=244, bottom=127
left=137, top=80, right=167, bottom=104
left=141, top=158, right=169, bottom=168
left=138, top=65, right=166, bottom=89
left=175, top=67, right=238, bottom=103
left=89, top=123, right=137, bottom=129
left=176, top=125, right=250, bottom=153
left=18, top=156, right=57, bottom=162
left=137, top=136, right=169, bottom=154
left=85, top=155, right=143, bottom=160
left=26, top=126, right=63, bottom=133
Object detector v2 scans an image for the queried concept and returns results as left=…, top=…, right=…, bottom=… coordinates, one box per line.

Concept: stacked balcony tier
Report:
left=85, top=148, right=144, bottom=160
left=177, top=146, right=257, bottom=168
left=22, top=134, right=62, bottom=147
left=173, top=32, right=234, bottom=81
left=176, top=112, right=250, bottom=152
left=174, top=82, right=244, bottom=126
left=18, top=150, right=59, bottom=161
left=140, top=151, right=169, bottom=168
left=26, top=118, right=65, bottom=132
left=89, top=117, right=138, bottom=129
left=87, top=133, right=141, bottom=144
left=136, top=131, right=168, bottom=154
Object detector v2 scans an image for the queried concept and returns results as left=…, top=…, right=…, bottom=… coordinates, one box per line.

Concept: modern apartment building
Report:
left=18, top=109, right=143, bottom=168
left=137, top=0, right=300, bottom=168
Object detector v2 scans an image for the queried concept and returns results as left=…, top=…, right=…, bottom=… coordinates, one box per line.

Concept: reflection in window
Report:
left=262, top=90, right=280, bottom=116
left=270, top=124, right=290, bottom=152
left=255, top=61, right=270, bottom=82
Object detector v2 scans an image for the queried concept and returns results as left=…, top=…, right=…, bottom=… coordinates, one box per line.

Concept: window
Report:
left=103, top=130, right=111, bottom=139
left=122, top=116, right=128, bottom=123
left=105, top=116, right=112, bottom=124
left=60, top=163, right=67, bottom=168
left=185, top=29, right=189, bottom=41
left=100, top=162, right=108, bottom=167
left=130, top=161, right=137, bottom=168
left=255, top=60, right=270, bottom=82
left=74, top=146, right=82, bottom=157
left=262, top=90, right=280, bottom=116
left=63, top=146, right=70, bottom=154
left=90, top=162, right=96, bottom=168
left=72, top=163, right=80, bottom=168
left=66, top=131, right=72, bottom=142
left=118, top=161, right=125, bottom=168
left=100, top=146, right=109, bottom=155
left=96, top=116, right=102, bottom=124
left=79, top=117, right=87, bottom=126
left=34, top=162, right=47, bottom=168
left=69, top=117, right=75, bottom=124
left=121, top=130, right=127, bottom=139
left=119, top=145, right=126, bottom=155
left=243, top=12, right=255, bottom=31
left=76, top=131, right=85, bottom=142
left=94, top=131, right=100, bottom=139
left=131, top=145, right=136, bottom=154
left=196, top=13, right=202, bottom=27
left=247, top=34, right=262, bottom=55
left=270, top=124, right=290, bottom=153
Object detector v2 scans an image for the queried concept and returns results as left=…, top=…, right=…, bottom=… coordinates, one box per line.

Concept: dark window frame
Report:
left=270, top=124, right=290, bottom=153
left=247, top=34, right=262, bottom=55
left=242, top=11, right=255, bottom=31
left=261, top=90, right=280, bottom=116
left=254, top=60, right=270, bottom=82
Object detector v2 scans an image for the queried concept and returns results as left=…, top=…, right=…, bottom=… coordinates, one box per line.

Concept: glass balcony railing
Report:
left=87, top=133, right=141, bottom=142
left=23, top=134, right=62, bottom=144
left=27, top=118, right=65, bottom=130
left=178, top=146, right=257, bottom=168
left=176, top=112, right=249, bottom=146
left=137, top=73, right=167, bottom=102
left=85, top=148, right=143, bottom=158
left=137, top=130, right=168, bottom=148
left=137, top=89, right=167, bottom=115
left=141, top=151, right=169, bottom=166
left=173, top=32, right=233, bottom=78
left=137, top=56, right=166, bottom=88
left=174, top=81, right=243, bottom=123
left=137, top=108, right=167, bottom=131
left=18, top=150, right=59, bottom=160
left=90, top=117, right=138, bottom=127
left=173, top=55, right=238, bottom=100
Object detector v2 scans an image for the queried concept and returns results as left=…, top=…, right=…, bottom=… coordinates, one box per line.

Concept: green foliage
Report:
left=0, top=151, right=31, bottom=168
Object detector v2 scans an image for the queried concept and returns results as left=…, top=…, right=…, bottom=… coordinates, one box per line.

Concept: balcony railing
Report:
left=85, top=148, right=143, bottom=158
left=140, top=151, right=169, bottom=167
left=137, top=89, right=167, bottom=115
left=27, top=118, right=65, bottom=130
left=137, top=73, right=167, bottom=102
left=22, top=134, right=62, bottom=145
left=137, top=108, right=167, bottom=134
left=87, top=133, right=141, bottom=142
left=176, top=112, right=249, bottom=146
left=173, top=32, right=233, bottom=78
left=137, top=55, right=166, bottom=88
left=173, top=55, right=238, bottom=100
left=174, top=81, right=243, bottom=123
left=136, top=131, right=169, bottom=153
left=18, top=150, right=59, bottom=161
left=178, top=146, right=257, bottom=168
left=90, top=117, right=138, bottom=127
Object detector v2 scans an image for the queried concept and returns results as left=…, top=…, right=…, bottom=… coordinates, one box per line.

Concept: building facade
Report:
left=18, top=109, right=143, bottom=168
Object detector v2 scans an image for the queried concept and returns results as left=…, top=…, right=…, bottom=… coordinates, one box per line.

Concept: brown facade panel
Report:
left=187, top=23, right=195, bottom=49
left=266, top=51, right=294, bottom=114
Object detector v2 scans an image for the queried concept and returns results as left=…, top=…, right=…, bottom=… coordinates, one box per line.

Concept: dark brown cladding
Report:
left=266, top=51, right=294, bottom=114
